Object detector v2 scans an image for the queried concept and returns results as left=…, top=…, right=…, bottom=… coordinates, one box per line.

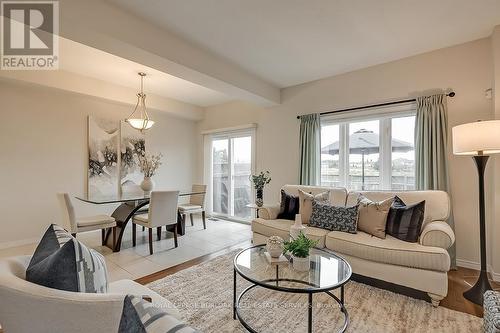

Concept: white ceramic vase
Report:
left=290, top=214, right=306, bottom=240
left=140, top=177, right=154, bottom=192
left=266, top=236, right=284, bottom=258
left=292, top=255, right=310, bottom=271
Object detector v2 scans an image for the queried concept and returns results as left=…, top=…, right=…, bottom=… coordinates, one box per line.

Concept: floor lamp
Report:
left=452, top=120, right=500, bottom=305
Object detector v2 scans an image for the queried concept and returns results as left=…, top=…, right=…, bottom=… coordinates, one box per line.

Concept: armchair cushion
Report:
left=484, top=290, right=500, bottom=333
left=419, top=220, right=455, bottom=249
left=26, top=224, right=109, bottom=293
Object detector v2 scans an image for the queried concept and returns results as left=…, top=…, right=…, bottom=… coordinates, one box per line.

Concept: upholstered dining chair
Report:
left=178, top=184, right=207, bottom=229
left=56, top=193, right=117, bottom=247
left=132, top=191, right=180, bottom=255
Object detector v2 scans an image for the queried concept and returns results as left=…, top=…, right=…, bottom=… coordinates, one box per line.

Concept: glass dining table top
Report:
left=234, top=245, right=352, bottom=292
left=76, top=190, right=206, bottom=204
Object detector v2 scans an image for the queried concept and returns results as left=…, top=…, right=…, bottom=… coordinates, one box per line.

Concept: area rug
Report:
left=147, top=251, right=481, bottom=332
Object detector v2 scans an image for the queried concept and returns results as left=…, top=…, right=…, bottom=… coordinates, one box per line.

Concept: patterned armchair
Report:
left=484, top=291, right=500, bottom=333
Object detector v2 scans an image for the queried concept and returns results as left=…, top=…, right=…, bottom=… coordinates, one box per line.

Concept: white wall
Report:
left=0, top=79, right=198, bottom=248
left=198, top=38, right=495, bottom=271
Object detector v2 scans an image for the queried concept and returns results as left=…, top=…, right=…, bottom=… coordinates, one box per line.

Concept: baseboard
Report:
left=456, top=258, right=500, bottom=282
left=0, top=237, right=38, bottom=250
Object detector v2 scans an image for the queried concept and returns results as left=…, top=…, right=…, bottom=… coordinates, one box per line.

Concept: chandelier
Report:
left=126, top=72, right=154, bottom=132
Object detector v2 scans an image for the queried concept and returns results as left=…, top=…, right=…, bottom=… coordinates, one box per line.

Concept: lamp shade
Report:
left=452, top=120, right=500, bottom=155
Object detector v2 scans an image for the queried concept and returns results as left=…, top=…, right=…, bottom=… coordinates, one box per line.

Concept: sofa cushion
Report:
left=347, top=191, right=449, bottom=228
left=357, top=195, right=394, bottom=239
left=298, top=189, right=330, bottom=224
left=282, top=185, right=348, bottom=206
left=386, top=196, right=426, bottom=243
left=309, top=201, right=358, bottom=234
left=252, top=218, right=330, bottom=248
left=26, top=224, right=109, bottom=293
left=277, top=190, right=300, bottom=220
left=325, top=230, right=450, bottom=272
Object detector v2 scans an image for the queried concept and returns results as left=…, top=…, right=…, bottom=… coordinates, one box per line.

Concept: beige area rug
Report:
left=147, top=251, right=481, bottom=333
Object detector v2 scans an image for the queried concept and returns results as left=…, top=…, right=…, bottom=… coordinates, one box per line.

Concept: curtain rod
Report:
left=296, top=91, right=455, bottom=119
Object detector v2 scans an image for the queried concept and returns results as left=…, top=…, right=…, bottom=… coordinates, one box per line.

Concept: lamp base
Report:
left=463, top=270, right=493, bottom=305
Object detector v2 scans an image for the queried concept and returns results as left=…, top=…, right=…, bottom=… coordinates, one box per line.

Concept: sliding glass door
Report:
left=208, top=129, right=255, bottom=220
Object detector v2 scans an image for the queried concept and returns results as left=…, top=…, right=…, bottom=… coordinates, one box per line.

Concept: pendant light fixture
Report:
left=126, top=72, right=154, bottom=132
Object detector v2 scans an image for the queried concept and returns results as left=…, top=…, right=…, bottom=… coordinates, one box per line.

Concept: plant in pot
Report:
left=249, top=171, right=271, bottom=207
left=282, top=232, right=318, bottom=271
left=137, top=152, right=162, bottom=193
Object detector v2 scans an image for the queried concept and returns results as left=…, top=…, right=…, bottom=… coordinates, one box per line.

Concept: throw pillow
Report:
left=26, top=224, right=109, bottom=293
left=309, top=200, right=358, bottom=233
left=277, top=189, right=300, bottom=220
left=119, top=295, right=201, bottom=333
left=357, top=195, right=394, bottom=239
left=386, top=196, right=426, bottom=243
left=298, top=189, right=330, bottom=224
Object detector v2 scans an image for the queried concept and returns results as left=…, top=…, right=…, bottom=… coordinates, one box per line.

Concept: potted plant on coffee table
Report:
left=282, top=232, right=318, bottom=271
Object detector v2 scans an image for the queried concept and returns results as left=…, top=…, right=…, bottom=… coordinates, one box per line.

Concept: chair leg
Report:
left=173, top=226, right=178, bottom=248
left=148, top=228, right=153, bottom=255
left=112, top=227, right=116, bottom=249
left=202, top=211, right=206, bottom=229
left=101, top=229, right=105, bottom=245
left=132, top=223, right=136, bottom=247
left=71, top=233, right=77, bottom=238
left=190, top=213, right=194, bottom=226
left=157, top=227, right=161, bottom=241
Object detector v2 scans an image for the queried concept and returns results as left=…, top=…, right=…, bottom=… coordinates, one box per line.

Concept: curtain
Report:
left=415, top=94, right=456, bottom=268
left=299, top=113, right=321, bottom=185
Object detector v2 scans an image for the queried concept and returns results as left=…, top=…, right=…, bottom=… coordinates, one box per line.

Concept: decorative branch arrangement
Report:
left=137, top=153, right=162, bottom=178
left=249, top=171, right=271, bottom=190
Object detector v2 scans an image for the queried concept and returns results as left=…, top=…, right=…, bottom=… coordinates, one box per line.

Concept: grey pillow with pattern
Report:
left=309, top=200, right=359, bottom=233
left=484, top=290, right=500, bottom=333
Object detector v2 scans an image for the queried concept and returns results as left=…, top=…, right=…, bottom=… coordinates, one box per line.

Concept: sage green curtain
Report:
left=415, top=94, right=456, bottom=268
left=299, top=113, right=321, bottom=185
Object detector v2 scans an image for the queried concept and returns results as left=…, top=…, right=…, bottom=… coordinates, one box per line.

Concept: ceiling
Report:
left=60, top=38, right=232, bottom=107
left=106, top=0, right=500, bottom=88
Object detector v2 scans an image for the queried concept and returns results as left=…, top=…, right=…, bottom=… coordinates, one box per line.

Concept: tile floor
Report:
left=0, top=216, right=252, bottom=281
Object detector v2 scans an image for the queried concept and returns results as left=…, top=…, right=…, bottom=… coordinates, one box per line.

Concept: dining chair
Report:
left=56, top=193, right=117, bottom=247
left=132, top=191, right=180, bottom=255
left=178, top=184, right=207, bottom=229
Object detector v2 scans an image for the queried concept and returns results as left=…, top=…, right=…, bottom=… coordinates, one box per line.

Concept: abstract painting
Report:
left=120, top=120, right=145, bottom=194
left=88, top=116, right=119, bottom=197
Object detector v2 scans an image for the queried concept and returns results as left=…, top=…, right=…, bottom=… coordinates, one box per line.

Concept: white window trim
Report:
left=320, top=102, right=416, bottom=190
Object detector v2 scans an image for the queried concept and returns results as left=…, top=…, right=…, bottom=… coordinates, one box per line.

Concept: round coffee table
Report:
left=233, top=245, right=352, bottom=333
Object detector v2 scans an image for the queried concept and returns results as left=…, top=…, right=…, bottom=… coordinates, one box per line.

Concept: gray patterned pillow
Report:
left=26, top=224, right=108, bottom=293
left=484, top=290, right=500, bottom=333
left=309, top=200, right=359, bottom=233
left=119, top=295, right=201, bottom=333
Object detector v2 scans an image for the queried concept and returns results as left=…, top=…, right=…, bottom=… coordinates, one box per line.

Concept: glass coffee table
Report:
left=233, top=245, right=352, bottom=333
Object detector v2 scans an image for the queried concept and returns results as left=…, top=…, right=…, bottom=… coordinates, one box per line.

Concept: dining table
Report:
left=76, top=190, right=206, bottom=252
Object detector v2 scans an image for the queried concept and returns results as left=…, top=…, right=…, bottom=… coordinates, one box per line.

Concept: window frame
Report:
left=320, top=102, right=416, bottom=190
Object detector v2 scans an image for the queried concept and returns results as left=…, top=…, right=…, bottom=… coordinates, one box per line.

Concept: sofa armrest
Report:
left=257, top=204, right=281, bottom=220
left=419, top=221, right=455, bottom=250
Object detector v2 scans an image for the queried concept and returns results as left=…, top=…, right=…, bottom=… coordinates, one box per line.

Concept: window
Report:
left=320, top=105, right=416, bottom=190
left=204, top=127, right=256, bottom=221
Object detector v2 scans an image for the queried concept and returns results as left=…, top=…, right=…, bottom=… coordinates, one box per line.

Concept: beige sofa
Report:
left=252, top=185, right=455, bottom=307
left=0, top=255, right=180, bottom=333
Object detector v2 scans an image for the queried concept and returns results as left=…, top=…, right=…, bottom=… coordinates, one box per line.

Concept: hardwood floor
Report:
left=137, top=248, right=500, bottom=318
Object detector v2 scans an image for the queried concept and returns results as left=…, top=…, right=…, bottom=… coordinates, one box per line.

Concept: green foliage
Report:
left=249, top=171, right=271, bottom=190
left=282, top=232, right=318, bottom=258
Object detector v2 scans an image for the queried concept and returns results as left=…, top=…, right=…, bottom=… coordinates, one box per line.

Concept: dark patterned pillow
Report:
left=309, top=200, right=358, bottom=233
left=119, top=295, right=201, bottom=333
left=483, top=291, right=500, bottom=333
left=277, top=189, right=300, bottom=220
left=26, top=224, right=108, bottom=293
left=386, top=196, right=426, bottom=243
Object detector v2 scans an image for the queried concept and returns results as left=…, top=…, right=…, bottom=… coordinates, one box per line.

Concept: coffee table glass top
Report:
left=234, top=245, right=352, bottom=292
